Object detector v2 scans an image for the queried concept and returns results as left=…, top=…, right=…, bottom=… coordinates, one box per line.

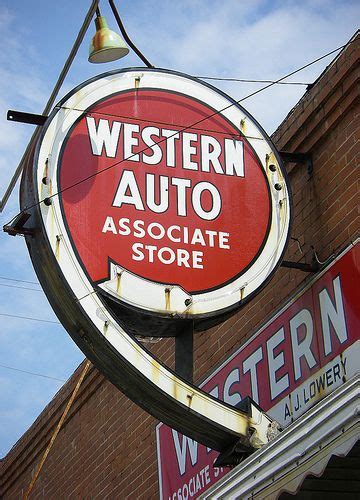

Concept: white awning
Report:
left=199, top=375, right=359, bottom=499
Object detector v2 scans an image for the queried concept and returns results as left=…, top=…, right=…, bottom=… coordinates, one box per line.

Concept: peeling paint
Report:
left=55, top=235, right=61, bottom=260
left=186, top=392, right=194, bottom=408
left=240, top=117, right=247, bottom=135
left=116, top=270, right=122, bottom=295
left=165, top=288, right=171, bottom=311
left=266, top=151, right=278, bottom=176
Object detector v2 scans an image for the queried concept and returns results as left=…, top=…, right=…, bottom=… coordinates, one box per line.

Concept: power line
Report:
left=13, top=41, right=349, bottom=220
left=57, top=42, right=345, bottom=142
left=0, top=363, right=65, bottom=382
left=0, top=312, right=60, bottom=324
left=225, top=43, right=347, bottom=105
left=0, top=276, right=40, bottom=286
left=0, top=283, right=42, bottom=292
left=59, top=106, right=265, bottom=140
left=195, top=76, right=310, bottom=85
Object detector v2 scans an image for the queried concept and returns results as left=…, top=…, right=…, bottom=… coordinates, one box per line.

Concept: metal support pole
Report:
left=108, top=0, right=154, bottom=68
left=175, top=322, right=194, bottom=384
left=23, top=359, right=91, bottom=500
left=281, top=260, right=319, bottom=272
left=0, top=0, right=100, bottom=213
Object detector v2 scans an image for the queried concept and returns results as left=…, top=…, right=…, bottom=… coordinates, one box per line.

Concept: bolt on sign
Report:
left=156, top=242, right=360, bottom=499
left=21, top=69, right=291, bottom=450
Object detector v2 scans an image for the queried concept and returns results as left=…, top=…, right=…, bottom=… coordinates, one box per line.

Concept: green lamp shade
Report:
left=89, top=16, right=129, bottom=63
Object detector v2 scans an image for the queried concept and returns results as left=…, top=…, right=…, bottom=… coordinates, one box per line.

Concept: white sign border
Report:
left=37, top=68, right=291, bottom=317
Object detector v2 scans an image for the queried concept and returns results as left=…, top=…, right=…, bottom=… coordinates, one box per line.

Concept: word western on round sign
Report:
left=42, top=69, right=290, bottom=322
left=21, top=68, right=290, bottom=452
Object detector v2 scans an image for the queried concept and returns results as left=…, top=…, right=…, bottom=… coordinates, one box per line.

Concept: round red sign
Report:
left=24, top=69, right=290, bottom=448
left=34, top=69, right=290, bottom=320
left=59, top=90, right=270, bottom=294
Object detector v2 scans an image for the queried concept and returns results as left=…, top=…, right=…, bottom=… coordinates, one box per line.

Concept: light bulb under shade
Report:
left=89, top=45, right=129, bottom=63
left=89, top=15, right=129, bottom=64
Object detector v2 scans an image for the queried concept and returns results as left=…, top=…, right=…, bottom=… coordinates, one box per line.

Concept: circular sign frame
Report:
left=30, top=68, right=291, bottom=330
left=21, top=68, right=291, bottom=450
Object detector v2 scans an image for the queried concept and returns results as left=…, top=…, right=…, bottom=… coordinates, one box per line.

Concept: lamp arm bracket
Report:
left=108, top=0, right=154, bottom=68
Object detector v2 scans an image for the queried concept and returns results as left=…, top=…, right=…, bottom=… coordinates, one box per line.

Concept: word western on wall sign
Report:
left=21, top=68, right=291, bottom=451
left=156, top=242, right=360, bottom=499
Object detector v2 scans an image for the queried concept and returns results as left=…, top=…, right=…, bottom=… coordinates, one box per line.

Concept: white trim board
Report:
left=199, top=375, right=360, bottom=499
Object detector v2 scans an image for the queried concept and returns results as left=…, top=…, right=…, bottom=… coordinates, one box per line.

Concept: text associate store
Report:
left=59, top=85, right=273, bottom=295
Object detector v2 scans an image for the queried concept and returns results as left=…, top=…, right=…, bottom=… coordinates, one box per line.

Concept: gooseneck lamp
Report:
left=89, top=7, right=129, bottom=63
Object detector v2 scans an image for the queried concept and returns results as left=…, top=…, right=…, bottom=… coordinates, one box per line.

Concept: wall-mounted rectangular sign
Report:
left=156, top=242, right=359, bottom=500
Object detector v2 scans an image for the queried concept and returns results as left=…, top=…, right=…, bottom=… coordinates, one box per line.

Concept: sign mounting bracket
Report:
left=281, top=260, right=319, bottom=272
left=279, top=151, right=313, bottom=176
left=3, top=212, right=36, bottom=237
left=7, top=110, right=48, bottom=126
left=281, top=247, right=334, bottom=273
left=175, top=321, right=194, bottom=383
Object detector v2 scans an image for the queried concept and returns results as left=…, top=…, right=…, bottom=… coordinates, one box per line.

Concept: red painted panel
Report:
left=157, top=242, right=360, bottom=499
left=59, top=90, right=270, bottom=293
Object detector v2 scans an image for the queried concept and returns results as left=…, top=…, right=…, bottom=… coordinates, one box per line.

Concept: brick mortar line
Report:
left=273, top=55, right=359, bottom=150
left=283, top=85, right=359, bottom=175
left=279, top=77, right=359, bottom=153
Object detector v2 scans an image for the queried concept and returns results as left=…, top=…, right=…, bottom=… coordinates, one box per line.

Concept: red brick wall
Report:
left=1, top=33, right=358, bottom=500
left=0, top=340, right=174, bottom=499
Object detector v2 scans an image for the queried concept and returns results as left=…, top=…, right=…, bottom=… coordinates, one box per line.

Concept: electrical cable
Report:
left=0, top=283, right=42, bottom=292
left=7, top=40, right=351, bottom=223
left=108, top=0, right=154, bottom=68
left=0, top=312, right=60, bottom=324
left=0, top=363, right=65, bottom=382
left=23, top=359, right=91, bottom=499
left=195, top=76, right=311, bottom=85
left=59, top=106, right=264, bottom=140
left=0, top=276, right=40, bottom=285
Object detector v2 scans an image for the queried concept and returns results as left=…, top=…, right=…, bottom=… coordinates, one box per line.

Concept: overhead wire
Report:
left=0, top=312, right=60, bottom=324
left=59, top=106, right=265, bottom=140
left=0, top=363, right=65, bottom=382
left=195, top=76, right=311, bottom=85
left=1, top=41, right=353, bottom=324
left=0, top=283, right=42, bottom=292
left=6, top=40, right=352, bottom=225
left=0, top=40, right=354, bottom=395
left=0, top=276, right=40, bottom=286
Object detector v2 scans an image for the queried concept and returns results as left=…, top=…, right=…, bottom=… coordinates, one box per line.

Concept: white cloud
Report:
left=0, top=4, right=83, bottom=455
left=0, top=6, right=50, bottom=206
left=126, top=0, right=358, bottom=131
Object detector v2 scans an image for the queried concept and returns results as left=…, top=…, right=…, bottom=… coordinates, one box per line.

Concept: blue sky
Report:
left=0, top=0, right=358, bottom=457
